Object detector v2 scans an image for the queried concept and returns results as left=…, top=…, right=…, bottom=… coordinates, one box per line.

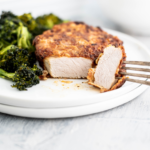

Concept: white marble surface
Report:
left=0, top=0, right=150, bottom=149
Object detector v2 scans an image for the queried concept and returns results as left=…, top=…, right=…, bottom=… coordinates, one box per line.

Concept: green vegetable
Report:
left=31, top=64, right=43, bottom=76
left=16, top=22, right=34, bottom=51
left=18, top=13, right=37, bottom=32
left=33, top=13, right=64, bottom=36
left=0, top=39, right=10, bottom=50
left=0, top=20, right=17, bottom=44
left=0, top=11, right=17, bottom=21
left=0, top=64, right=42, bottom=91
left=36, top=13, right=63, bottom=29
left=18, top=13, right=66, bottom=37
left=0, top=11, right=68, bottom=91
left=0, top=12, right=33, bottom=51
left=0, top=11, right=67, bottom=49
left=0, top=45, right=36, bottom=72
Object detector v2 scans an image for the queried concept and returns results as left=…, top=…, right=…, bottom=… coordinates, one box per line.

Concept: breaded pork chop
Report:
left=33, top=22, right=126, bottom=79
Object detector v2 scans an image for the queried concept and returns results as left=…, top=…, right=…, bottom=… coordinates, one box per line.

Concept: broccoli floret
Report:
left=0, top=11, right=17, bottom=20
left=0, top=12, right=34, bottom=51
left=0, top=64, right=42, bottom=91
left=0, top=11, right=68, bottom=38
left=0, top=20, right=34, bottom=51
left=0, top=45, right=36, bottom=72
left=36, top=13, right=63, bottom=29
left=0, top=20, right=17, bottom=44
left=16, top=22, right=34, bottom=51
left=33, top=13, right=70, bottom=36
left=0, top=39, right=10, bottom=50
left=17, top=13, right=37, bottom=32
left=28, top=13, right=64, bottom=36
left=32, top=64, right=43, bottom=76
left=0, top=11, right=19, bottom=25
left=14, top=13, right=41, bottom=37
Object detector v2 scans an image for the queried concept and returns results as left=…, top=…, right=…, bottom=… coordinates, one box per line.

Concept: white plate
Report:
left=0, top=84, right=148, bottom=118
left=0, top=28, right=150, bottom=109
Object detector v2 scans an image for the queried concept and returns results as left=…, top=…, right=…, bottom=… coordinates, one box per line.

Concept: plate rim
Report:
left=0, top=84, right=148, bottom=118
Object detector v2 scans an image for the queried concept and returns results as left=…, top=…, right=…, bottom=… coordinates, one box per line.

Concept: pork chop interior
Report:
left=87, top=46, right=123, bottom=91
left=44, top=57, right=93, bottom=78
left=94, top=46, right=122, bottom=89
left=34, top=22, right=126, bottom=79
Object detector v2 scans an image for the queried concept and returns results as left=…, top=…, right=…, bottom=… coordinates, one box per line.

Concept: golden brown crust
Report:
left=116, top=45, right=126, bottom=77
left=100, top=76, right=126, bottom=93
left=109, top=76, right=126, bottom=91
left=87, top=68, right=95, bottom=83
left=39, top=70, right=48, bottom=80
left=87, top=68, right=107, bottom=91
left=95, top=53, right=103, bottom=64
left=33, top=22, right=125, bottom=66
left=87, top=67, right=127, bottom=93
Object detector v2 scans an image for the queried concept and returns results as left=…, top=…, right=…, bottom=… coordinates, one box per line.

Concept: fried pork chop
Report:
left=87, top=45, right=126, bottom=93
left=33, top=22, right=126, bottom=79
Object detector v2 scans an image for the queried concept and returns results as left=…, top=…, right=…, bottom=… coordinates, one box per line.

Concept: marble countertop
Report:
left=0, top=0, right=150, bottom=149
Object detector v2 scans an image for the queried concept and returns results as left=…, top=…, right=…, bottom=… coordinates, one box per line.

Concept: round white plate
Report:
left=0, top=84, right=148, bottom=118
left=0, top=28, right=150, bottom=109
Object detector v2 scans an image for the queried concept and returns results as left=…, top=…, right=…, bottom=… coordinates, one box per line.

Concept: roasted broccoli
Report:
left=17, top=13, right=64, bottom=37
left=0, top=45, right=36, bottom=72
left=0, top=20, right=17, bottom=44
left=0, top=11, right=17, bottom=20
left=0, top=11, right=68, bottom=38
left=18, top=13, right=64, bottom=36
left=32, top=64, right=43, bottom=76
left=36, top=13, right=63, bottom=29
left=18, top=13, right=37, bottom=32
left=17, top=13, right=40, bottom=37
left=0, top=11, right=68, bottom=91
left=0, top=12, right=34, bottom=51
left=0, top=64, right=42, bottom=91
left=16, top=22, right=34, bottom=51
left=0, top=11, right=19, bottom=26
left=0, top=40, right=10, bottom=50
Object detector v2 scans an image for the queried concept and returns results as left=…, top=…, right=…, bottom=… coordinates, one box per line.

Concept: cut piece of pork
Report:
left=44, top=57, right=92, bottom=78
left=87, top=46, right=126, bottom=92
left=33, top=22, right=126, bottom=78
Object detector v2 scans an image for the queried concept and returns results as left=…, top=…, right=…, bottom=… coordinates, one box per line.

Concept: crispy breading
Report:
left=33, top=22, right=125, bottom=66
left=87, top=67, right=127, bottom=93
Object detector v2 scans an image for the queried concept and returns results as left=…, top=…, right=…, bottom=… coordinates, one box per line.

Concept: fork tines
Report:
left=123, top=61, right=150, bottom=66
left=117, top=61, right=150, bottom=86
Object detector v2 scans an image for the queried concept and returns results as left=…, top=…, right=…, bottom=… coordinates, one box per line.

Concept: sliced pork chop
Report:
left=33, top=22, right=126, bottom=78
left=44, top=57, right=92, bottom=78
left=87, top=46, right=126, bottom=92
